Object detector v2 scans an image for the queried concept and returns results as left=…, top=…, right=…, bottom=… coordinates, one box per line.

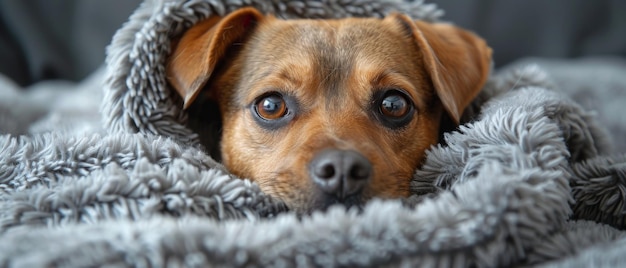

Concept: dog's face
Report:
left=167, top=8, right=492, bottom=213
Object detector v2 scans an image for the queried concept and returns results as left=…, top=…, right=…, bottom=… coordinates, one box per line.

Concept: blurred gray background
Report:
left=0, top=0, right=625, bottom=87
left=0, top=0, right=142, bottom=86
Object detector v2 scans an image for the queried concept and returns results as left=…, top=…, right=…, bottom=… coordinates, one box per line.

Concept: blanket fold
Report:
left=2, top=0, right=626, bottom=267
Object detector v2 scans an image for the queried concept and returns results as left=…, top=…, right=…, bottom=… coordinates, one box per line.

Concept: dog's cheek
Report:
left=219, top=114, right=259, bottom=179
left=369, top=154, right=413, bottom=198
left=368, top=112, right=441, bottom=198
left=221, top=115, right=315, bottom=208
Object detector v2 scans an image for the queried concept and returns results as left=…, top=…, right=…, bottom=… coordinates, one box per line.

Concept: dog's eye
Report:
left=380, top=93, right=410, bottom=118
left=251, top=92, right=297, bottom=130
left=255, top=94, right=287, bottom=120
left=372, top=89, right=415, bottom=129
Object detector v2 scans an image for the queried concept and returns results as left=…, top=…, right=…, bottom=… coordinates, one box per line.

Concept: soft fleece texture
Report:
left=1, top=0, right=626, bottom=267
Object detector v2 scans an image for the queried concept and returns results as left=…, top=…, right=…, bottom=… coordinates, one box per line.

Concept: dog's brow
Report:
left=276, top=69, right=301, bottom=85
left=370, top=70, right=393, bottom=86
left=370, top=69, right=413, bottom=88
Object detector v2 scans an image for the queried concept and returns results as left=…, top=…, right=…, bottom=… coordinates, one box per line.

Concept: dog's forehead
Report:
left=253, top=18, right=408, bottom=59
left=241, top=18, right=420, bottom=101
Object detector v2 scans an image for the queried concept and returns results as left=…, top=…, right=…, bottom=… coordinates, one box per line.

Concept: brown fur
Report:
left=166, top=8, right=492, bottom=213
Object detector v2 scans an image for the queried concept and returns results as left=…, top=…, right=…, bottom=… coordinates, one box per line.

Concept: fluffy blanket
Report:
left=1, top=0, right=626, bottom=267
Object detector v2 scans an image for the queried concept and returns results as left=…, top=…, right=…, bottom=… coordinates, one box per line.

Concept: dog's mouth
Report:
left=283, top=189, right=368, bottom=215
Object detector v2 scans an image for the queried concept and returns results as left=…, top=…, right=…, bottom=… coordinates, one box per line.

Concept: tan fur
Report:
left=167, top=8, right=492, bottom=213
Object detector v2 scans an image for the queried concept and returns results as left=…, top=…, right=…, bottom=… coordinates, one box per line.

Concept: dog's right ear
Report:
left=166, top=8, right=263, bottom=109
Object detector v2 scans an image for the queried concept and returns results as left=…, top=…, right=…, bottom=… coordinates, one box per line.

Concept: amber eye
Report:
left=372, top=89, right=415, bottom=129
left=255, top=94, right=288, bottom=120
left=380, top=93, right=410, bottom=118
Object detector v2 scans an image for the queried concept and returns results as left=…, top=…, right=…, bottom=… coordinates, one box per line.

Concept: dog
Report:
left=166, top=7, right=492, bottom=214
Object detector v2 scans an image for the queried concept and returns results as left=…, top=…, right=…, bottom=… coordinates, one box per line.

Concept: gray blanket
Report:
left=1, top=0, right=626, bottom=267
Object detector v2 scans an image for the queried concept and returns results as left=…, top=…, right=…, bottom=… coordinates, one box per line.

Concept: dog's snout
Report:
left=309, top=150, right=372, bottom=199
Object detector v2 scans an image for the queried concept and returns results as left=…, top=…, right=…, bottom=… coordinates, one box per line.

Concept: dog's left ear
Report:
left=388, top=14, right=492, bottom=124
left=167, top=8, right=263, bottom=109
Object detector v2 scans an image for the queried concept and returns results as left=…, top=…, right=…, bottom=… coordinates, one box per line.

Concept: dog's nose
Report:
left=309, top=150, right=372, bottom=199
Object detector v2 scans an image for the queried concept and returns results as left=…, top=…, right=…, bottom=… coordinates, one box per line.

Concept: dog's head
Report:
left=167, top=8, right=492, bottom=214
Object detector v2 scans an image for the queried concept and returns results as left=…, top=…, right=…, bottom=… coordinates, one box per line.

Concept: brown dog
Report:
left=166, top=8, right=491, bottom=214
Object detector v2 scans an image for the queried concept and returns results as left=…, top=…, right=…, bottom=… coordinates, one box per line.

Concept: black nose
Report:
left=309, top=150, right=372, bottom=199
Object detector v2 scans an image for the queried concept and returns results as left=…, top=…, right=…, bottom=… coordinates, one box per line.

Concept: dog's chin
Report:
left=287, top=193, right=366, bottom=216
